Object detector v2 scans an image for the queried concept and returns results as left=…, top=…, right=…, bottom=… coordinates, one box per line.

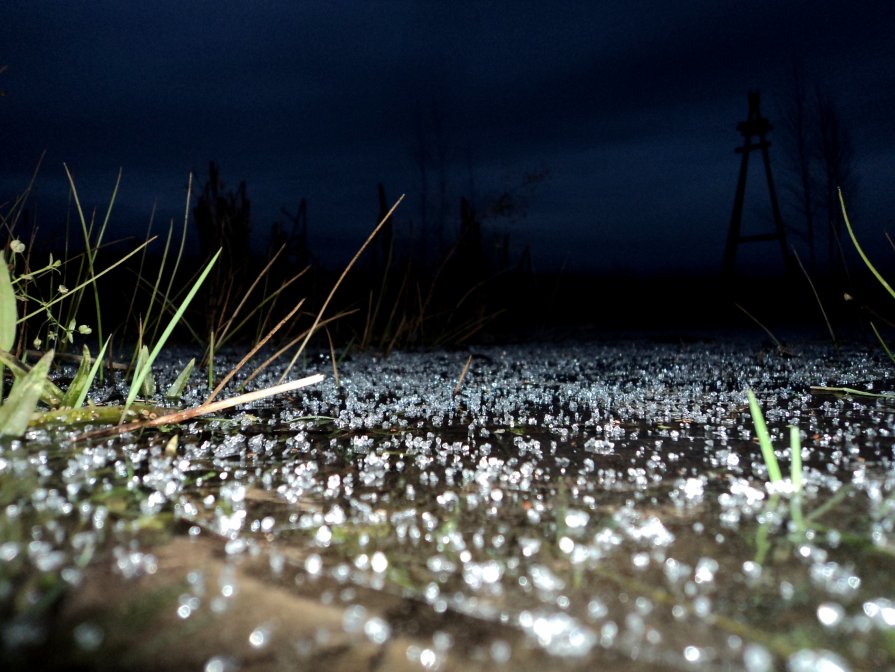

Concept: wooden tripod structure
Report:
left=722, top=90, right=791, bottom=277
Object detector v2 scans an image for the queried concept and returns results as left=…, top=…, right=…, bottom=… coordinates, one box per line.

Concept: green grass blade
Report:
left=0, top=350, right=53, bottom=437
left=840, top=189, right=895, bottom=301
left=166, top=357, right=195, bottom=400
left=0, top=251, right=16, bottom=401
left=746, top=389, right=783, bottom=484
left=127, top=271, right=204, bottom=344
left=0, top=252, right=15, bottom=352
left=125, top=249, right=220, bottom=412
left=789, top=426, right=802, bottom=493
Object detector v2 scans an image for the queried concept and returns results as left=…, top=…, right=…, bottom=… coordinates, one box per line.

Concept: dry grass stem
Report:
left=325, top=327, right=340, bottom=388
left=204, top=298, right=305, bottom=405
left=453, top=355, right=473, bottom=396
left=215, top=242, right=286, bottom=343
left=735, top=303, right=789, bottom=354
left=242, top=310, right=356, bottom=388
left=792, top=248, right=836, bottom=346
left=75, top=373, right=325, bottom=441
left=278, top=195, right=404, bottom=383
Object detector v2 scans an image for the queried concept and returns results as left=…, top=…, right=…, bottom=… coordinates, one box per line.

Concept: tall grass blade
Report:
left=746, top=389, right=783, bottom=483
left=0, top=251, right=16, bottom=400
left=124, top=249, right=220, bottom=414
left=0, top=350, right=53, bottom=437
left=840, top=189, right=895, bottom=301
left=0, top=252, right=15, bottom=351
left=214, top=243, right=285, bottom=349
left=126, top=201, right=157, bottom=335
left=789, top=425, right=803, bottom=493
left=63, top=165, right=121, bottom=366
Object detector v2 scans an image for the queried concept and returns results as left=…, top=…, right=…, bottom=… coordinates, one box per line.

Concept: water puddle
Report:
left=2, top=340, right=894, bottom=670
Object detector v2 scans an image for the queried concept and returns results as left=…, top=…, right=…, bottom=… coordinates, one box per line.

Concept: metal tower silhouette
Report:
left=722, top=90, right=790, bottom=276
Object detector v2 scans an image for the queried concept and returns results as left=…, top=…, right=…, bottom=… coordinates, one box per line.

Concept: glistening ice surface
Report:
left=2, top=340, right=895, bottom=671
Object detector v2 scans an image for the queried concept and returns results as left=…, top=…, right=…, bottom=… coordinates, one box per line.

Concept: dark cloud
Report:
left=2, top=1, right=893, bottom=272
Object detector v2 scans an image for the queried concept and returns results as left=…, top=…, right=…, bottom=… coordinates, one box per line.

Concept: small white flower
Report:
left=32, top=337, right=42, bottom=349
left=10, top=240, right=25, bottom=254
left=58, top=285, right=69, bottom=294
left=78, top=324, right=92, bottom=335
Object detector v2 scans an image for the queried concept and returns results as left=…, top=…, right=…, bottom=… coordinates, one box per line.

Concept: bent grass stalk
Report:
left=840, top=189, right=895, bottom=301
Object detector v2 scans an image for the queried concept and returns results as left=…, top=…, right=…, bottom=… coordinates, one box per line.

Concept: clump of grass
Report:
left=122, top=248, right=220, bottom=416
left=1, top=168, right=406, bottom=439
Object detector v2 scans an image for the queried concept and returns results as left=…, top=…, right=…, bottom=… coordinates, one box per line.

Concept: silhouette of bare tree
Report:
left=193, top=161, right=252, bottom=335
left=779, top=66, right=858, bottom=277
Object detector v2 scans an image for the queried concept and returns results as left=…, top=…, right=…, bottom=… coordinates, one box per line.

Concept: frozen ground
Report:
left=2, top=338, right=895, bottom=671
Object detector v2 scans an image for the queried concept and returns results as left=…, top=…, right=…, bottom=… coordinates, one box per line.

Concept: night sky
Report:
left=3, top=1, right=894, bottom=276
